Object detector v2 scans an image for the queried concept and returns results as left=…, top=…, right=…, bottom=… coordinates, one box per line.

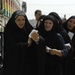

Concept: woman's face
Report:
left=67, top=18, right=75, bottom=30
left=44, top=20, right=53, bottom=31
left=15, top=16, right=25, bottom=28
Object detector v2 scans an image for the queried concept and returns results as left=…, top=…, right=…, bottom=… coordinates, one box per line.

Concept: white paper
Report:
left=29, top=29, right=38, bottom=38
left=68, top=31, right=74, bottom=40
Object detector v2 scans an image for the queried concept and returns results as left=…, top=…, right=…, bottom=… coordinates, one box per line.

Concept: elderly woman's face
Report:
left=67, top=18, right=75, bottom=30
left=44, top=20, right=53, bottom=31
left=15, top=16, right=25, bottom=28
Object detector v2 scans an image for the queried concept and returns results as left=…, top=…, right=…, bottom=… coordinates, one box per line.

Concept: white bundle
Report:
left=29, top=29, right=38, bottom=38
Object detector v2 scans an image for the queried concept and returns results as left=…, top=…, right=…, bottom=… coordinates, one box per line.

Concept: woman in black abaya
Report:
left=3, top=10, right=46, bottom=75
left=62, top=16, right=75, bottom=75
left=38, top=15, right=68, bottom=75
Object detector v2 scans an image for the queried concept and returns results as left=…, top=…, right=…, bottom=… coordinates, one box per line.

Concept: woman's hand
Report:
left=31, top=31, right=39, bottom=42
left=65, top=43, right=71, bottom=50
left=29, top=30, right=39, bottom=42
left=49, top=49, right=63, bottom=57
left=49, top=49, right=57, bottom=55
left=28, top=37, right=32, bottom=47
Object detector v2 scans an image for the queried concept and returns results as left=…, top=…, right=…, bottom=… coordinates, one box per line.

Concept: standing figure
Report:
left=63, top=16, right=75, bottom=75
left=38, top=15, right=68, bottom=75
left=3, top=10, right=46, bottom=75
left=29, top=9, right=42, bottom=28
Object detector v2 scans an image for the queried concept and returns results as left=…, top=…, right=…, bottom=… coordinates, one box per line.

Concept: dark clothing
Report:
left=60, top=25, right=73, bottom=75
left=72, top=35, right=75, bottom=58
left=3, top=10, right=46, bottom=75
left=4, top=27, right=46, bottom=75
left=63, top=50, right=73, bottom=75
left=38, top=15, right=68, bottom=75
left=72, top=35, right=75, bottom=75
left=56, top=26, right=70, bottom=44
left=62, top=16, right=75, bottom=75
left=44, top=33, right=67, bottom=75
left=48, top=12, right=70, bottom=43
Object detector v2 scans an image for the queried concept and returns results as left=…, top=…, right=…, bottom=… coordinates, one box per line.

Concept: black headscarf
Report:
left=38, top=15, right=58, bottom=35
left=63, top=16, right=75, bottom=34
left=4, top=10, right=34, bottom=44
left=48, top=12, right=62, bottom=26
left=49, top=12, right=70, bottom=43
left=38, top=15, right=58, bottom=47
left=5, top=10, right=33, bottom=35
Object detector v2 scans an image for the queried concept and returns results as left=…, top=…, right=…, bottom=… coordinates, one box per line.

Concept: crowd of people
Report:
left=2, top=9, right=75, bottom=75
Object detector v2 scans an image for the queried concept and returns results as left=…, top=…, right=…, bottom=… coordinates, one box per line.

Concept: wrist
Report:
left=46, top=46, right=51, bottom=53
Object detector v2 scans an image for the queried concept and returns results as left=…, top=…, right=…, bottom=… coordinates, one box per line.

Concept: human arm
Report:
left=47, top=33, right=68, bottom=57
